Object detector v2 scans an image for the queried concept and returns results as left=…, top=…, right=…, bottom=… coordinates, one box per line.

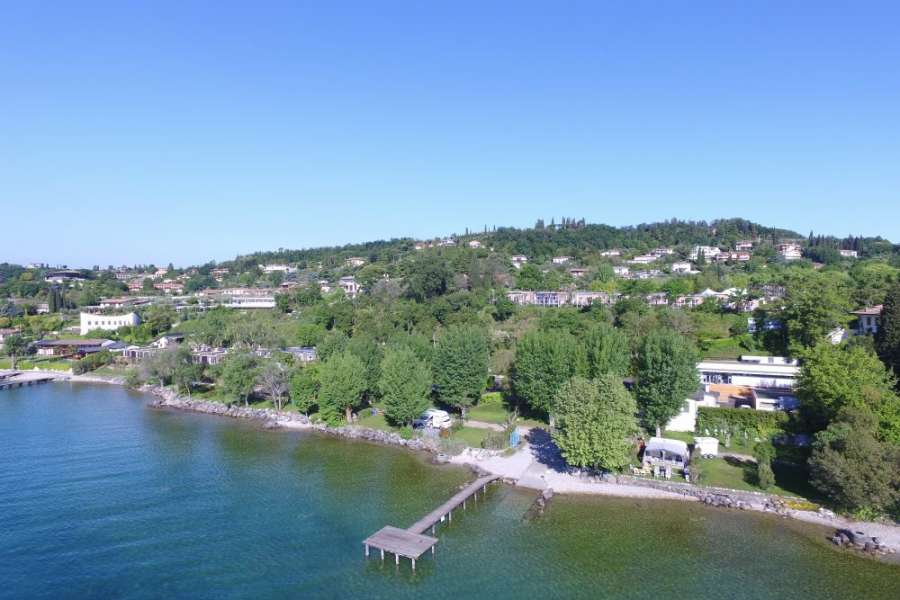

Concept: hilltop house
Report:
left=735, top=241, right=754, bottom=251
left=628, top=254, right=658, bottom=265
left=510, top=255, right=529, bottom=269
left=345, top=257, right=367, bottom=268
left=467, top=240, right=482, bottom=249
left=777, top=243, right=803, bottom=261
left=689, top=246, right=721, bottom=261
left=284, top=346, right=317, bottom=363
left=262, top=264, right=297, bottom=274
left=852, top=305, right=882, bottom=335
left=567, top=268, right=588, bottom=279
left=670, top=261, right=694, bottom=274
left=339, top=276, right=361, bottom=298
left=552, top=256, right=573, bottom=265
left=612, top=266, right=630, bottom=277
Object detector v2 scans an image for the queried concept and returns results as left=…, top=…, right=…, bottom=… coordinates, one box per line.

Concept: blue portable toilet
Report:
left=509, top=430, right=520, bottom=448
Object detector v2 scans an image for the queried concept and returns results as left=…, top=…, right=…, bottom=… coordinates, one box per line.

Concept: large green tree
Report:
left=432, top=324, right=489, bottom=418
left=513, top=329, right=581, bottom=419
left=809, top=408, right=900, bottom=515
left=221, top=353, right=258, bottom=406
left=782, top=271, right=852, bottom=351
left=318, top=350, right=367, bottom=424
left=797, top=343, right=900, bottom=442
left=582, top=322, right=631, bottom=379
left=3, top=334, right=27, bottom=370
left=552, top=375, right=639, bottom=471
left=635, top=328, right=699, bottom=435
left=379, top=347, right=432, bottom=426
left=875, top=281, right=900, bottom=382
left=171, top=346, right=202, bottom=397
left=289, top=364, right=319, bottom=417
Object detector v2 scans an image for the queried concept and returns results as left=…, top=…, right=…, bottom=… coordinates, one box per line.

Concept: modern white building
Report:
left=552, top=256, right=573, bottom=265
left=612, top=266, right=630, bottom=277
left=80, top=312, right=141, bottom=335
left=511, top=255, right=529, bottom=269
left=345, top=257, right=367, bottom=268
left=628, top=254, right=658, bottom=265
left=467, top=240, right=482, bottom=249
left=689, top=246, right=721, bottom=261
left=839, top=249, right=859, bottom=259
left=671, top=261, right=694, bottom=274
left=262, top=264, right=297, bottom=274
left=697, top=356, right=799, bottom=390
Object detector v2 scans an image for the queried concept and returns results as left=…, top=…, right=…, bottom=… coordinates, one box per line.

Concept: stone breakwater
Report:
left=143, top=385, right=440, bottom=454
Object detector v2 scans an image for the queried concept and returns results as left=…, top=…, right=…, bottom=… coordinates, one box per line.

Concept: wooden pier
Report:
left=0, top=372, right=57, bottom=391
left=363, top=474, right=499, bottom=570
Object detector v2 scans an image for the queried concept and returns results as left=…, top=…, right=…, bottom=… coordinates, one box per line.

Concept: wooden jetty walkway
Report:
left=363, top=474, right=499, bottom=570
left=0, top=372, right=57, bottom=391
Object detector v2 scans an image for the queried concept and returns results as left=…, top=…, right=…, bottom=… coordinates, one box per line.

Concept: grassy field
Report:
left=697, top=457, right=820, bottom=500
left=0, top=358, right=73, bottom=371
left=468, top=391, right=547, bottom=429
left=450, top=426, right=492, bottom=448
left=468, top=392, right=508, bottom=424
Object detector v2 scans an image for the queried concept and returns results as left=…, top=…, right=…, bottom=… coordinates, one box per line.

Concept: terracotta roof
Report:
left=851, top=305, right=883, bottom=316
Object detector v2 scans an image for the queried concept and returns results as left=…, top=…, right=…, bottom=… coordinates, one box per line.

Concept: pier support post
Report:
left=431, top=546, right=435, bottom=556
left=431, top=525, right=435, bottom=535
left=395, top=553, right=399, bottom=565
left=411, top=558, right=416, bottom=571
left=463, top=499, right=466, bottom=510
left=380, top=548, right=384, bottom=560
left=365, top=544, right=369, bottom=557
left=448, top=510, right=452, bottom=522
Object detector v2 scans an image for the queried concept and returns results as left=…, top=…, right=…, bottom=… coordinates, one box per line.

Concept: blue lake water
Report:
left=1, top=383, right=898, bottom=599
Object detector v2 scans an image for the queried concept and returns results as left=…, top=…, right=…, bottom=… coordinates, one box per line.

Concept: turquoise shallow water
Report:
left=1, top=383, right=898, bottom=599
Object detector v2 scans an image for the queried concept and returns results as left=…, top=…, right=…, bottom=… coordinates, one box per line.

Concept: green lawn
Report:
left=451, top=426, right=492, bottom=448
left=468, top=392, right=509, bottom=424
left=697, top=457, right=820, bottom=501
left=0, top=358, right=73, bottom=371
left=356, top=410, right=398, bottom=432
left=698, top=337, right=753, bottom=360
left=468, top=391, right=547, bottom=429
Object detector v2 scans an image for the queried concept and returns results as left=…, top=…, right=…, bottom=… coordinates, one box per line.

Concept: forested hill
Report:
left=227, top=218, right=803, bottom=268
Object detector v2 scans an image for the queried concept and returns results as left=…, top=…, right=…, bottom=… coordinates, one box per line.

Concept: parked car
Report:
left=413, top=409, right=452, bottom=430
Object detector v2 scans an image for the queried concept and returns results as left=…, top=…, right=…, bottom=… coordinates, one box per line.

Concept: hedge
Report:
left=696, top=406, right=788, bottom=439
left=72, top=350, right=113, bottom=375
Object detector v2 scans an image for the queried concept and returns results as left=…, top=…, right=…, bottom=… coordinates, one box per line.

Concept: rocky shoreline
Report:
left=55, top=379, right=900, bottom=562
left=142, top=385, right=443, bottom=454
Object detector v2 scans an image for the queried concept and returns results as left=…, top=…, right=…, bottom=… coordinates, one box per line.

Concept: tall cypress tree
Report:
left=875, top=282, right=900, bottom=383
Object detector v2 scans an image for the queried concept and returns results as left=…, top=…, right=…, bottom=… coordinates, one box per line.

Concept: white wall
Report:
left=80, top=312, right=140, bottom=335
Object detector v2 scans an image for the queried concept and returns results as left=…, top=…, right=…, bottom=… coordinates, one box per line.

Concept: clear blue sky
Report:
left=3, top=1, right=899, bottom=267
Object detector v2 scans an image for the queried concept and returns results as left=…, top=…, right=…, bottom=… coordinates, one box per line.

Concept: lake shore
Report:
left=8, top=369, right=899, bottom=560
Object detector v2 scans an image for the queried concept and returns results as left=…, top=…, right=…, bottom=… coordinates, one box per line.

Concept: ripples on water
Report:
left=1, top=383, right=898, bottom=599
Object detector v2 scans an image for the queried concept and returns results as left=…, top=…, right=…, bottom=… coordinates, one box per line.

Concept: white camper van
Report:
left=413, top=409, right=452, bottom=430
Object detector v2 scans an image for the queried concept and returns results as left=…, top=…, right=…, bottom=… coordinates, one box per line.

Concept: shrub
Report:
left=481, top=431, right=508, bottom=450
